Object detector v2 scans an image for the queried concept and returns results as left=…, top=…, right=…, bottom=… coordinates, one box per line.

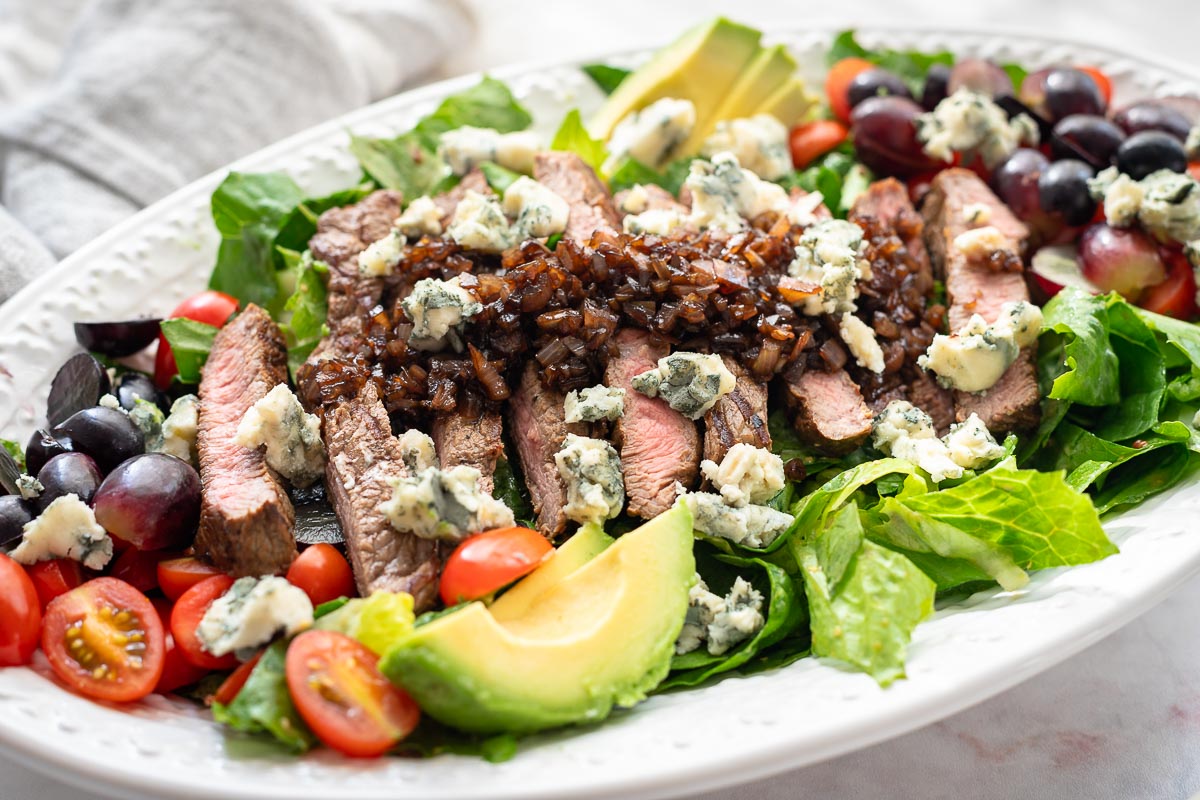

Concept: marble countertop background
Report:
left=2, top=1, right=1198, bottom=797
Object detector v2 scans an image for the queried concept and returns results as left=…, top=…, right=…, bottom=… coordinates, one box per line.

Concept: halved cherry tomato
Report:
left=1077, top=65, right=1113, bottom=105
left=148, top=598, right=208, bottom=694
left=154, top=290, right=238, bottom=389
left=286, top=544, right=356, bottom=607
left=439, top=526, right=553, bottom=606
left=826, top=57, right=875, bottom=123
left=41, top=577, right=164, bottom=702
left=211, top=651, right=263, bottom=706
left=788, top=120, right=849, bottom=169
left=26, top=558, right=85, bottom=610
left=1188, top=162, right=1200, bottom=182
left=170, top=575, right=237, bottom=671
left=286, top=630, right=420, bottom=758
left=157, top=556, right=224, bottom=602
left=110, top=548, right=171, bottom=595
left=0, top=554, right=41, bottom=667
left=1141, top=248, right=1198, bottom=319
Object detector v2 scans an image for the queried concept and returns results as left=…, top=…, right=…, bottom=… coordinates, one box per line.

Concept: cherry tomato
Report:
left=0, top=554, right=41, bottom=667
left=439, top=526, right=553, bottom=606
left=153, top=290, right=238, bottom=389
left=157, top=557, right=225, bottom=602
left=285, top=544, right=356, bottom=607
left=1141, top=248, right=1198, bottom=319
left=788, top=120, right=849, bottom=169
left=1077, top=65, right=1113, bottom=106
left=826, top=58, right=875, bottom=123
left=25, top=558, right=85, bottom=611
left=211, top=651, right=263, bottom=706
left=286, top=630, right=420, bottom=758
left=110, top=548, right=171, bottom=595
left=170, top=575, right=238, bottom=671
left=41, top=577, right=164, bottom=702
left=1188, top=162, right=1200, bottom=182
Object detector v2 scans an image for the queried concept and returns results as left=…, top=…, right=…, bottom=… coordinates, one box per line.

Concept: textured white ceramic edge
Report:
left=1, top=26, right=1199, bottom=800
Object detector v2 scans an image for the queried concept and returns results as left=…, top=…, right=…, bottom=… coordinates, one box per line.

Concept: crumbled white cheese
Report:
left=98, top=394, right=121, bottom=410
left=357, top=229, right=407, bottom=277
left=448, top=190, right=517, bottom=253
left=676, top=575, right=723, bottom=655
left=380, top=465, right=514, bottom=542
left=502, top=176, right=570, bottom=239
left=1090, top=166, right=1200, bottom=244
left=129, top=399, right=165, bottom=452
left=623, top=208, right=688, bottom=236
left=631, top=351, right=736, bottom=419
left=963, top=202, right=992, bottom=226
left=699, top=443, right=786, bottom=508
left=159, top=394, right=199, bottom=463
left=918, top=301, right=1043, bottom=393
left=9, top=494, right=112, bottom=570
left=916, top=88, right=1039, bottom=168
left=675, top=574, right=766, bottom=656
left=395, top=196, right=444, bottom=239
left=684, top=152, right=789, bottom=233
left=943, top=413, right=1007, bottom=469
left=439, top=126, right=540, bottom=175
left=1186, top=125, right=1200, bottom=160
left=397, top=429, right=438, bottom=474
left=787, top=191, right=827, bottom=227
left=684, top=492, right=793, bottom=549
left=953, top=225, right=1013, bottom=262
left=400, top=276, right=483, bottom=352
left=839, top=313, right=886, bottom=373
left=554, top=434, right=625, bottom=525
left=603, top=97, right=696, bottom=173
left=872, top=401, right=1005, bottom=483
left=786, top=219, right=871, bottom=315
left=195, top=576, right=314, bottom=658
left=15, top=474, right=42, bottom=501
left=235, top=384, right=325, bottom=488
left=618, top=184, right=652, bottom=215
left=701, top=114, right=793, bottom=181
left=563, top=385, right=626, bottom=423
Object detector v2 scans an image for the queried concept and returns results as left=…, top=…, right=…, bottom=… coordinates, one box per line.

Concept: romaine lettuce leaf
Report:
left=276, top=248, right=330, bottom=377
left=212, top=640, right=316, bottom=753
left=1089, top=300, right=1164, bottom=440
left=314, top=591, right=415, bottom=656
left=581, top=64, right=630, bottom=95
left=606, top=156, right=695, bottom=196
left=159, top=318, right=219, bottom=384
left=478, top=161, right=522, bottom=194
left=1040, top=288, right=1121, bottom=407
left=550, top=109, right=607, bottom=173
left=1048, top=420, right=1194, bottom=492
left=1, top=439, right=25, bottom=471
left=787, top=458, right=924, bottom=550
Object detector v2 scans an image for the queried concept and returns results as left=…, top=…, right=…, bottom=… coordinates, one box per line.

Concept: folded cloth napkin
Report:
left=0, top=0, right=473, bottom=302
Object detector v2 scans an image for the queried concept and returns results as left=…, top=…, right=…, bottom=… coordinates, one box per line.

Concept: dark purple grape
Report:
left=847, top=68, right=912, bottom=111
left=73, top=319, right=162, bottom=358
left=1116, top=131, right=1188, bottom=180
left=1019, top=68, right=1052, bottom=117
left=114, top=372, right=168, bottom=413
left=992, top=148, right=1051, bottom=220
left=921, top=63, right=951, bottom=110
left=25, top=429, right=71, bottom=476
left=33, top=452, right=102, bottom=513
left=1051, top=115, right=1126, bottom=164
left=948, top=58, right=1014, bottom=98
left=850, top=96, right=942, bottom=177
left=1038, top=159, right=1097, bottom=226
left=0, top=495, right=33, bottom=548
left=1079, top=224, right=1167, bottom=300
left=1044, top=68, right=1106, bottom=120
left=47, top=353, right=111, bottom=428
left=93, top=454, right=200, bottom=551
left=1112, top=101, right=1193, bottom=142
left=51, top=407, right=144, bottom=474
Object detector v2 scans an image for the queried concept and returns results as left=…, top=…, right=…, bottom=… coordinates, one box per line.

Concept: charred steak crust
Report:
left=783, top=365, right=874, bottom=455
left=702, top=355, right=770, bottom=464
left=922, top=169, right=1039, bottom=433
left=432, top=407, right=505, bottom=495
left=323, top=382, right=444, bottom=610
left=195, top=304, right=297, bottom=577
left=533, top=151, right=620, bottom=241
left=606, top=329, right=700, bottom=518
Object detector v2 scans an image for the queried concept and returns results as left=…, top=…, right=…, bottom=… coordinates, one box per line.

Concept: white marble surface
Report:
left=3, top=1, right=1200, bottom=798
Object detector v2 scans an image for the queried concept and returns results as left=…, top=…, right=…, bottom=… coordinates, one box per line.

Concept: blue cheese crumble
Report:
left=501, top=176, right=570, bottom=239
left=438, top=126, right=540, bottom=175
left=397, top=429, right=438, bottom=474
left=918, top=301, right=1042, bottom=393
left=15, top=474, right=42, bottom=501
left=9, top=494, right=112, bottom=570
left=916, top=88, right=1039, bottom=168
left=235, top=383, right=325, bottom=488
left=839, top=313, right=886, bottom=373
left=196, top=576, right=314, bottom=658
left=699, top=443, right=785, bottom=508
left=554, top=434, right=625, bottom=524
left=380, top=465, right=515, bottom=542
left=563, top=385, right=625, bottom=423
left=401, top=276, right=484, bottom=352
left=787, top=219, right=871, bottom=315
left=683, top=152, right=789, bottom=233
left=395, top=196, right=443, bottom=239
left=701, top=114, right=793, bottom=181
left=159, top=394, right=199, bottom=463
left=872, top=401, right=1005, bottom=483
left=603, top=97, right=696, bottom=173
left=1089, top=167, right=1200, bottom=245
left=631, top=351, right=736, bottom=419
left=623, top=208, right=688, bottom=236
left=357, top=229, right=407, bottom=277
left=675, top=574, right=765, bottom=656
left=448, top=191, right=516, bottom=253
left=684, top=492, right=793, bottom=549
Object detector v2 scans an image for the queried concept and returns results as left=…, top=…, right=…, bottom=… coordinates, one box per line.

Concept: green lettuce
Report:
left=1, top=439, right=25, bottom=471
left=212, top=640, right=316, bottom=753
left=550, top=109, right=607, bottom=173
left=778, top=149, right=871, bottom=219
left=478, top=161, right=522, bottom=194
left=581, top=64, right=630, bottom=95
left=315, top=591, right=415, bottom=656
left=159, top=318, right=219, bottom=384
left=607, top=156, right=696, bottom=196
left=827, top=30, right=953, bottom=94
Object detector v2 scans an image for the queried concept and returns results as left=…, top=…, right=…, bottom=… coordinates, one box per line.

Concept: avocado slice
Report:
left=681, top=44, right=798, bottom=153
left=380, top=503, right=695, bottom=734
left=490, top=522, right=613, bottom=621
left=758, top=77, right=819, bottom=129
left=589, top=18, right=762, bottom=141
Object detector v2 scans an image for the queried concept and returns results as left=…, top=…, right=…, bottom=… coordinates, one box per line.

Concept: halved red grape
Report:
left=1112, top=101, right=1193, bottom=142
left=73, top=319, right=162, bottom=358
left=1044, top=68, right=1106, bottom=120
left=948, top=58, right=1013, bottom=98
left=850, top=96, right=943, bottom=177
left=0, top=495, right=33, bottom=548
left=47, top=354, right=111, bottom=428
left=1051, top=115, right=1126, bottom=164
left=25, top=429, right=71, bottom=476
left=93, top=454, right=200, bottom=551
left=992, top=148, right=1050, bottom=221
left=1019, top=68, right=1052, bottom=117
left=34, top=453, right=102, bottom=513
left=1079, top=224, right=1167, bottom=300
left=1116, top=131, right=1188, bottom=180
left=51, top=407, right=144, bottom=475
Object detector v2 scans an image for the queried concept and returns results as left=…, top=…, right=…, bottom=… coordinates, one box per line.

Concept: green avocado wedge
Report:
left=380, top=503, right=695, bottom=734
left=489, top=522, right=614, bottom=621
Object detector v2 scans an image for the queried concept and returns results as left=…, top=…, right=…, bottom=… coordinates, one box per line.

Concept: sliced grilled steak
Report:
left=851, top=177, right=932, bottom=292
left=309, top=189, right=403, bottom=329
left=432, top=407, right=504, bottom=495
left=533, top=151, right=620, bottom=241
left=782, top=365, right=873, bottom=455
left=324, top=381, right=444, bottom=609
left=432, top=168, right=491, bottom=224
left=702, top=355, right=770, bottom=464
left=922, top=169, right=1039, bottom=433
left=606, top=329, right=700, bottom=518
left=909, top=369, right=957, bottom=433
left=195, top=304, right=297, bottom=576
left=507, top=362, right=583, bottom=538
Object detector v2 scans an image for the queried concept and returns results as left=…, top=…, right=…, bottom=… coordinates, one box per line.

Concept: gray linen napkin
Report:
left=0, top=0, right=473, bottom=302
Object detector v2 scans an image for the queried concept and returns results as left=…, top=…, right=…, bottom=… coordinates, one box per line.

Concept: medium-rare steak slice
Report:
left=432, top=407, right=504, bottom=495
left=922, top=169, right=1039, bottom=433
left=782, top=365, right=873, bottom=455
left=323, top=381, right=443, bottom=609
left=606, top=329, right=700, bottom=518
left=908, top=369, right=956, bottom=433
left=309, top=189, right=403, bottom=329
left=533, top=151, right=620, bottom=241
left=432, top=168, right=491, bottom=224
left=851, top=177, right=932, bottom=293
left=702, top=355, right=770, bottom=464
left=195, top=304, right=297, bottom=576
